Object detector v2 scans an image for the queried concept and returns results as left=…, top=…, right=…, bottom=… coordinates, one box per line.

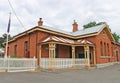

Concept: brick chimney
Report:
left=72, top=20, right=78, bottom=32
left=38, top=18, right=43, bottom=26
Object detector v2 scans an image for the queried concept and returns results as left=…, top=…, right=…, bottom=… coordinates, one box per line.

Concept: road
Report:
left=0, top=64, right=120, bottom=83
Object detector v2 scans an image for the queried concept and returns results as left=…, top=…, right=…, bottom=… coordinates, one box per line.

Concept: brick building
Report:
left=7, top=18, right=120, bottom=68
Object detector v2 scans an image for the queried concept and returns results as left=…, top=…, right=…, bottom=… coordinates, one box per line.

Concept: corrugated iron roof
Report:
left=40, top=24, right=106, bottom=36
left=71, top=24, right=105, bottom=36
left=40, top=25, right=72, bottom=35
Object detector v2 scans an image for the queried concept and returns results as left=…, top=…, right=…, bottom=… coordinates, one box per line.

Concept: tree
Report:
left=112, top=32, right=120, bottom=43
left=83, top=21, right=96, bottom=29
left=0, top=33, right=12, bottom=48
left=0, top=37, right=4, bottom=48
left=83, top=21, right=106, bottom=29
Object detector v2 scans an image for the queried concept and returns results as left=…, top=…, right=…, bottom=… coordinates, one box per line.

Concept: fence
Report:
left=40, top=58, right=86, bottom=69
left=0, top=57, right=37, bottom=72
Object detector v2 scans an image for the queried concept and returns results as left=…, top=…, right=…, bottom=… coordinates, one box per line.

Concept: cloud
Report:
left=0, top=0, right=120, bottom=36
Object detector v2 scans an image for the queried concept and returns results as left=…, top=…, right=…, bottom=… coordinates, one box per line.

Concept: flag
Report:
left=7, top=13, right=11, bottom=33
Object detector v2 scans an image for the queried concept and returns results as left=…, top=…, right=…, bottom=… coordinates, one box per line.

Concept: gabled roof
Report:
left=8, top=23, right=115, bottom=43
left=41, top=36, right=94, bottom=45
left=42, top=36, right=74, bottom=44
left=39, top=24, right=114, bottom=41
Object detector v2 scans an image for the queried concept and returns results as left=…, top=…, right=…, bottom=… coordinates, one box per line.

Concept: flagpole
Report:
left=4, top=33, right=9, bottom=58
left=4, top=13, right=11, bottom=59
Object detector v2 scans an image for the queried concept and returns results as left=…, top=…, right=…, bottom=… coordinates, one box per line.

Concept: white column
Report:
left=86, top=45, right=90, bottom=68
left=84, top=46, right=87, bottom=66
left=39, top=45, right=41, bottom=68
left=93, top=47, right=96, bottom=67
left=49, top=43, right=56, bottom=70
left=72, top=46, right=75, bottom=68
left=84, top=45, right=90, bottom=68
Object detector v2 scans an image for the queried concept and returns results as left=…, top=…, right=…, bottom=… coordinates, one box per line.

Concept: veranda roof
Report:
left=41, top=36, right=94, bottom=45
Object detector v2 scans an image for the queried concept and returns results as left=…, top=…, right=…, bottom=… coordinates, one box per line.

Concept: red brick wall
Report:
left=97, top=29, right=112, bottom=63
left=58, top=44, right=70, bottom=58
left=8, top=30, right=49, bottom=58
left=111, top=43, right=120, bottom=62
left=9, top=35, right=30, bottom=58
left=8, top=41, right=16, bottom=57
left=37, top=31, right=49, bottom=58
left=41, top=44, right=49, bottom=58
left=29, top=32, right=37, bottom=58
left=85, top=28, right=114, bottom=64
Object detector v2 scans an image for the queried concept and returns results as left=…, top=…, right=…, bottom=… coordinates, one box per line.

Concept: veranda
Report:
left=39, top=36, right=96, bottom=69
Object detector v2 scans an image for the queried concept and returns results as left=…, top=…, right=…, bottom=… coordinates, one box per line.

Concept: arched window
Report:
left=100, top=41, right=103, bottom=56
left=14, top=45, right=17, bottom=56
left=116, top=51, right=119, bottom=61
left=24, top=41, right=29, bottom=58
left=111, top=46, right=114, bottom=56
left=104, top=43, right=106, bottom=56
left=107, top=43, right=109, bottom=56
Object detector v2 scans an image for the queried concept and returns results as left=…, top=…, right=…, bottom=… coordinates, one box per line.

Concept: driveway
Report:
left=0, top=64, right=120, bottom=83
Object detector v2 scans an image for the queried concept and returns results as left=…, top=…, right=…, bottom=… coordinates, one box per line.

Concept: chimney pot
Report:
left=38, top=18, right=43, bottom=26
left=40, top=18, right=42, bottom=21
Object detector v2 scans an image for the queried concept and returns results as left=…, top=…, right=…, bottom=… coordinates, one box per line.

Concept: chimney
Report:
left=38, top=18, right=43, bottom=26
left=72, top=20, right=78, bottom=32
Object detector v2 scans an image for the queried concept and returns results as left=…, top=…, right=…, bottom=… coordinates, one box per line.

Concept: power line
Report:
left=7, top=0, right=26, bottom=30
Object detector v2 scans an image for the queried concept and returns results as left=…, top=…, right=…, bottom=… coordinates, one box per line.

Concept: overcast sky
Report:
left=0, top=0, right=120, bottom=36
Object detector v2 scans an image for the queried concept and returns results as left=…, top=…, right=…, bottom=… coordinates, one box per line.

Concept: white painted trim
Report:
left=100, top=56, right=111, bottom=58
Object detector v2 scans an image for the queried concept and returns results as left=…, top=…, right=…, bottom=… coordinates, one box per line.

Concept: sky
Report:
left=0, top=0, right=120, bottom=37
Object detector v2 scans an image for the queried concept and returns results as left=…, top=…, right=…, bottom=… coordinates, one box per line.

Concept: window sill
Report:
left=100, top=56, right=111, bottom=58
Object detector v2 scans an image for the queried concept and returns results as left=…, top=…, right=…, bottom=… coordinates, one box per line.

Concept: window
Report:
left=24, top=41, right=29, bottom=58
left=107, top=44, right=109, bottom=56
left=104, top=43, right=106, bottom=56
left=111, top=46, right=114, bottom=56
left=25, top=41, right=28, bottom=50
left=116, top=51, right=119, bottom=61
left=100, top=42, right=103, bottom=56
left=14, top=45, right=17, bottom=56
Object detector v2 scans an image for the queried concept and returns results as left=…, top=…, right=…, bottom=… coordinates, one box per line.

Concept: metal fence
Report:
left=40, top=58, right=86, bottom=69
left=0, top=57, right=37, bottom=72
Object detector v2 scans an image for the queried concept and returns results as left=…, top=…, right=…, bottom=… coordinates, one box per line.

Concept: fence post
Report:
left=33, top=56, right=36, bottom=70
left=4, top=56, right=7, bottom=72
left=7, top=56, right=10, bottom=72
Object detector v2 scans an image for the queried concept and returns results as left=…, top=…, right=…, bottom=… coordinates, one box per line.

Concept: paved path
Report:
left=0, top=64, right=120, bottom=83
